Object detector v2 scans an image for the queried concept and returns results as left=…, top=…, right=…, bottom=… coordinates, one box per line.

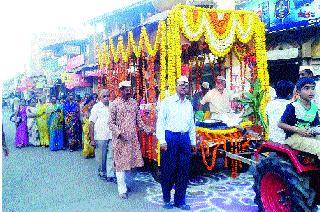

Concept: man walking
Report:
left=109, top=81, right=153, bottom=199
left=156, top=76, right=196, bottom=210
left=89, top=89, right=116, bottom=182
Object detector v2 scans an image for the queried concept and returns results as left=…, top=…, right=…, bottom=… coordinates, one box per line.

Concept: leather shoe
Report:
left=162, top=202, right=173, bottom=209
left=174, top=204, right=191, bottom=210
left=106, top=177, right=116, bottom=182
left=98, top=173, right=107, bottom=180
left=119, top=193, right=128, bottom=199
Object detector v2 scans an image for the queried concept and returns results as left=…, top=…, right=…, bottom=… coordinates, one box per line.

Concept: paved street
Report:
left=2, top=108, right=258, bottom=212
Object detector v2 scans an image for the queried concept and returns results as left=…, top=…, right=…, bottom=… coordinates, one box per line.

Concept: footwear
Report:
left=106, top=177, right=116, bottom=182
left=174, top=204, right=191, bottom=211
left=112, top=177, right=117, bottom=184
left=99, top=175, right=107, bottom=180
left=163, top=202, right=173, bottom=209
left=127, top=186, right=131, bottom=192
left=98, top=172, right=107, bottom=180
left=119, top=193, right=128, bottom=199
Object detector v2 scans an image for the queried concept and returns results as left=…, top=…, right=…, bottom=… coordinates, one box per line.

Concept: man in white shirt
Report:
left=266, top=80, right=295, bottom=143
left=156, top=75, right=196, bottom=210
left=200, top=76, right=240, bottom=123
left=89, top=89, right=115, bottom=182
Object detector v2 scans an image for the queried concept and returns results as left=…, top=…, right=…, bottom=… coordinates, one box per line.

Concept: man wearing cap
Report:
left=192, top=81, right=210, bottom=112
left=108, top=80, right=153, bottom=199
left=89, top=89, right=116, bottom=182
left=156, top=75, right=196, bottom=210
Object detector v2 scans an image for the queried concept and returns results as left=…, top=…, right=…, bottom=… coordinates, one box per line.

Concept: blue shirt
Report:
left=156, top=94, right=196, bottom=145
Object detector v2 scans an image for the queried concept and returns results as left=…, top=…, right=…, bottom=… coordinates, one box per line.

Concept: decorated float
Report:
left=96, top=4, right=269, bottom=179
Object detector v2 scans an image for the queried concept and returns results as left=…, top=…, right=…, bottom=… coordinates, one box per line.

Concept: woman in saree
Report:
left=26, top=98, right=40, bottom=146
left=64, top=93, right=82, bottom=152
left=47, top=96, right=64, bottom=151
left=81, top=96, right=95, bottom=158
left=15, top=99, right=28, bottom=148
left=36, top=97, right=50, bottom=147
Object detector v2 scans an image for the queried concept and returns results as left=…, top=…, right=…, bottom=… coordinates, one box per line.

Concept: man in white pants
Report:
left=109, top=81, right=153, bottom=199
left=89, top=89, right=116, bottom=182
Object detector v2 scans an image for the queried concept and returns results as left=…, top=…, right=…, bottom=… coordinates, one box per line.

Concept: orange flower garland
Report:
left=208, top=12, right=231, bottom=35
left=135, top=58, right=141, bottom=102
left=200, top=139, right=220, bottom=171
left=94, top=4, right=270, bottom=171
left=229, top=52, right=233, bottom=90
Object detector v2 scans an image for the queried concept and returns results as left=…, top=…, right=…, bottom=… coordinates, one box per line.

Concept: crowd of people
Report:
left=9, top=82, right=159, bottom=202
left=11, top=92, right=91, bottom=153
left=7, top=78, right=196, bottom=210
left=5, top=68, right=320, bottom=210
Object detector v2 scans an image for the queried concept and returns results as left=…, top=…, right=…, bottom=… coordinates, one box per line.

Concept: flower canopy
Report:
left=96, top=4, right=269, bottom=135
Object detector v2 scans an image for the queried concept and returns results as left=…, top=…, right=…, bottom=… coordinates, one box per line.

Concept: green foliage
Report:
left=236, top=79, right=267, bottom=131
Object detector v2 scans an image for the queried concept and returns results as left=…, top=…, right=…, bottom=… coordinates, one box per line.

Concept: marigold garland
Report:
left=159, top=21, right=167, bottom=101
left=201, top=140, right=220, bottom=171
left=196, top=121, right=252, bottom=135
left=95, top=4, right=270, bottom=169
left=229, top=52, right=233, bottom=90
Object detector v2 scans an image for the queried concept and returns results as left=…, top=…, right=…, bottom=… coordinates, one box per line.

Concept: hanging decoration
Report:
left=229, top=51, right=233, bottom=90
left=95, top=4, right=270, bottom=169
left=159, top=21, right=167, bottom=101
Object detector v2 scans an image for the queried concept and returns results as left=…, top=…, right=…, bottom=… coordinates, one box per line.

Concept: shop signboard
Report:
left=61, top=72, right=73, bottom=83
left=84, top=69, right=103, bottom=77
left=35, top=76, right=47, bottom=89
left=64, top=74, right=91, bottom=89
left=58, top=55, right=68, bottom=67
left=63, top=45, right=81, bottom=55
left=16, top=77, right=34, bottom=92
left=237, top=0, right=320, bottom=32
left=43, top=58, right=59, bottom=71
left=66, top=54, right=85, bottom=71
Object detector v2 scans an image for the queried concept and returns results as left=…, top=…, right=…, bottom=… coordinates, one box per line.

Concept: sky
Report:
left=0, top=0, right=141, bottom=82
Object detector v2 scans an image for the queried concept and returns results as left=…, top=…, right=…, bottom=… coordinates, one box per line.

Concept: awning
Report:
left=267, top=48, right=299, bottom=60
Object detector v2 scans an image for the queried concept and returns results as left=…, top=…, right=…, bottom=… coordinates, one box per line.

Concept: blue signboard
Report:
left=42, top=58, right=59, bottom=71
left=237, top=0, right=320, bottom=32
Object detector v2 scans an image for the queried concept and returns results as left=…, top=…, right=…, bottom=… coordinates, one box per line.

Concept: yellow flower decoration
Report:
left=95, top=5, right=269, bottom=139
left=196, top=121, right=253, bottom=135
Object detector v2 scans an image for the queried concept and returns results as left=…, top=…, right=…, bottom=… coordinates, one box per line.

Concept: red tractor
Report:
left=253, top=141, right=320, bottom=211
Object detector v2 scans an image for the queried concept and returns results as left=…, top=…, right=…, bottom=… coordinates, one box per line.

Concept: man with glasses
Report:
left=156, top=75, right=196, bottom=210
left=89, top=89, right=116, bottom=182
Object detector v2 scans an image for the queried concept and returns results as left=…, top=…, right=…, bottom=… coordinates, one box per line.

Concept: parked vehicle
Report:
left=253, top=140, right=320, bottom=211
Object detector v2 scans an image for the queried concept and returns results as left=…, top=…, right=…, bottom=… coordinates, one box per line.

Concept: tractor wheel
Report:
left=253, top=156, right=317, bottom=212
